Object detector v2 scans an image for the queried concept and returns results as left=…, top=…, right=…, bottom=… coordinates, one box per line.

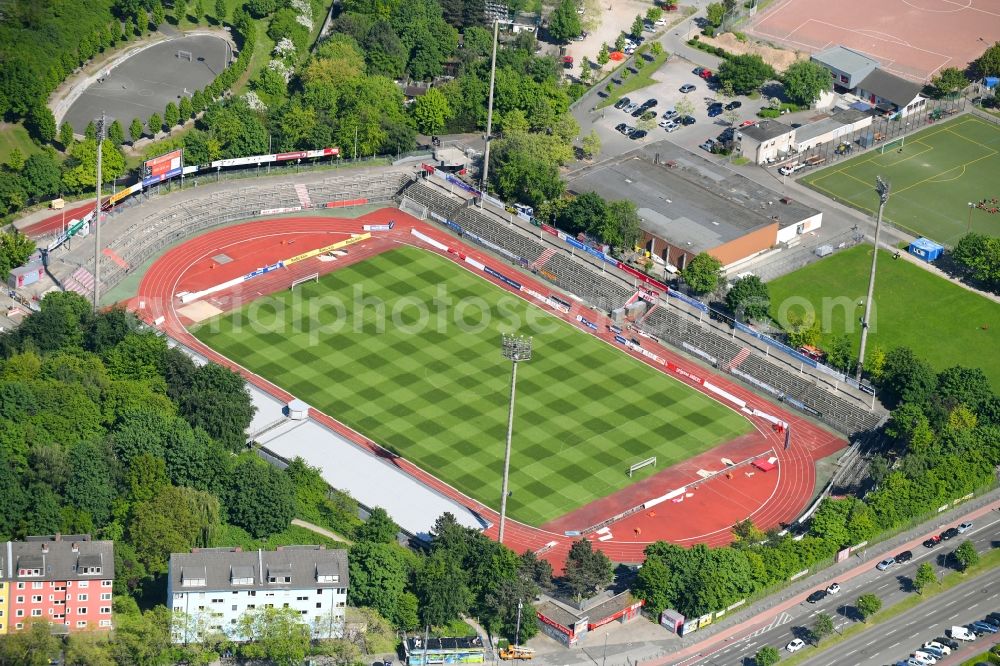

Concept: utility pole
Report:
left=856, top=176, right=889, bottom=381
left=498, top=334, right=532, bottom=544
left=93, top=112, right=106, bottom=310
left=481, top=20, right=500, bottom=196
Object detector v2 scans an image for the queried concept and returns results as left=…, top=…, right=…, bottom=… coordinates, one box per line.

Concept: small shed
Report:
left=660, top=609, right=684, bottom=634
left=8, top=263, right=43, bottom=289
left=287, top=398, right=309, bottom=420
left=908, top=237, right=943, bottom=262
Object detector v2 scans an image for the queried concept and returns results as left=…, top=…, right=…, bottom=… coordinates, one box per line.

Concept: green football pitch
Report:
left=768, top=245, right=1000, bottom=390
left=193, top=245, right=751, bottom=526
left=801, top=115, right=1000, bottom=246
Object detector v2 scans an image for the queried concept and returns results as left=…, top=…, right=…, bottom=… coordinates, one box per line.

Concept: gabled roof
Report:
left=1, top=535, right=114, bottom=582
left=856, top=68, right=925, bottom=106
left=811, top=45, right=880, bottom=73
left=169, top=546, right=348, bottom=593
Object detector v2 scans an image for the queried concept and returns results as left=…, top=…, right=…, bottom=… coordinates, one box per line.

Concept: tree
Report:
left=0, top=619, right=62, bottom=665
left=596, top=43, right=610, bottom=68
left=977, top=41, right=1000, bottom=77
left=129, top=117, right=143, bottom=143
left=107, top=119, right=125, bottom=147
left=65, top=440, right=117, bottom=526
left=347, top=541, right=410, bottom=620
left=151, top=0, right=166, bottom=27
left=674, top=96, right=695, bottom=118
left=827, top=334, right=853, bottom=373
left=6, top=148, right=25, bottom=172
left=85, top=120, right=98, bottom=141
left=581, top=130, right=601, bottom=159
left=855, top=593, right=881, bottom=622
left=27, top=104, right=57, bottom=143
left=954, top=541, right=979, bottom=572
left=59, top=122, right=76, bottom=149
left=650, top=41, right=664, bottom=57
left=194, top=0, right=205, bottom=22
left=682, top=252, right=723, bottom=294
left=238, top=607, right=310, bottom=666
left=175, top=0, right=188, bottom=23
left=129, top=485, right=218, bottom=573
left=23, top=152, right=63, bottom=198
left=416, top=549, right=473, bottom=625
left=812, top=612, right=834, bottom=644
left=930, top=67, right=967, bottom=98
left=0, top=229, right=34, bottom=279
left=177, top=362, right=256, bottom=449
left=191, top=88, right=207, bottom=113
left=137, top=7, right=148, bottom=33
left=755, top=645, right=781, bottom=666
left=647, top=6, right=663, bottom=21
left=914, top=562, right=937, bottom=594
left=706, top=1, right=726, bottom=26
left=782, top=60, right=832, bottom=106
left=881, top=346, right=937, bottom=407
left=631, top=14, right=645, bottom=37
left=952, top=232, right=1000, bottom=285
left=726, top=275, right=770, bottom=321
left=224, top=454, right=295, bottom=537
left=865, top=345, right=887, bottom=381
left=215, top=0, right=227, bottom=21
left=62, top=139, right=126, bottom=190
left=607, top=199, right=641, bottom=249
left=164, top=101, right=180, bottom=129
left=718, top=54, right=775, bottom=95
left=179, top=95, right=193, bottom=121
left=148, top=112, right=162, bottom=136
left=412, top=88, right=452, bottom=135
left=563, top=539, right=614, bottom=601
left=615, top=34, right=626, bottom=53
left=356, top=506, right=399, bottom=543
left=548, top=0, right=582, bottom=43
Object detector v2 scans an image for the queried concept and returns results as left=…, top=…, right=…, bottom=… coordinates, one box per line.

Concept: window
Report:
left=211, top=598, right=224, bottom=603
left=77, top=581, right=89, bottom=588
left=15, top=610, right=23, bottom=617
left=31, top=609, right=42, bottom=617
left=80, top=567, right=101, bottom=576
left=78, top=607, right=87, bottom=615
left=78, top=594, right=88, bottom=601
left=232, top=605, right=237, bottom=611
left=18, top=568, right=41, bottom=577
left=174, top=606, right=182, bottom=612
left=297, top=596, right=308, bottom=601
left=840, top=74, right=848, bottom=84
left=54, top=600, right=64, bottom=606
left=76, top=621, right=87, bottom=628
left=100, top=593, right=112, bottom=601
left=100, top=607, right=111, bottom=615
left=101, top=580, right=112, bottom=587
left=99, top=619, right=112, bottom=627
left=316, top=602, right=322, bottom=609
left=15, top=623, right=23, bottom=630
left=317, top=574, right=339, bottom=583
left=16, top=596, right=24, bottom=603
left=31, top=582, right=43, bottom=590
left=31, top=595, right=42, bottom=603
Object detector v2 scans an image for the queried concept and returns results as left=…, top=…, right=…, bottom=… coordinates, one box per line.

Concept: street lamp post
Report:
left=481, top=20, right=500, bottom=196
left=856, top=176, right=890, bottom=381
left=93, top=112, right=107, bottom=311
left=498, top=334, right=532, bottom=545
left=968, top=202, right=976, bottom=233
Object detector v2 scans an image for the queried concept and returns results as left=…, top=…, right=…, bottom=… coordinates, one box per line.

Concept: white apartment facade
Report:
left=167, top=546, right=348, bottom=643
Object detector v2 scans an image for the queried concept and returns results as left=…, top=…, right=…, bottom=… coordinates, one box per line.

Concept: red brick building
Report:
left=1, top=535, right=114, bottom=634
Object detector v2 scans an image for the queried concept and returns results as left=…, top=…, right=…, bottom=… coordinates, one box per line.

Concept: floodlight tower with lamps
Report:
left=498, top=334, right=532, bottom=545
left=856, top=176, right=890, bottom=381
left=93, top=111, right=107, bottom=310
left=968, top=202, right=976, bottom=232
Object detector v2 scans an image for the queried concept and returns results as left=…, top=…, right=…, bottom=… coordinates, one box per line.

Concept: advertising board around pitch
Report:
left=143, top=149, right=183, bottom=186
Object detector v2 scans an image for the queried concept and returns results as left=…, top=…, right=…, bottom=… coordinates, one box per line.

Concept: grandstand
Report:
left=396, top=175, right=886, bottom=436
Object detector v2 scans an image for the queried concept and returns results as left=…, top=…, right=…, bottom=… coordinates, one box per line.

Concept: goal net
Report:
left=628, top=456, right=656, bottom=478
left=880, top=136, right=905, bottom=154
left=290, top=273, right=319, bottom=290
left=176, top=50, right=193, bottom=62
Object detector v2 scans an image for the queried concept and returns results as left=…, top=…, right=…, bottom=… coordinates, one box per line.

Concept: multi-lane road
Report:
left=683, top=513, right=1000, bottom=665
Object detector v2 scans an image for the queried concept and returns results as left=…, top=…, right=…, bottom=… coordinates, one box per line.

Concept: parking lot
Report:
left=579, top=55, right=771, bottom=163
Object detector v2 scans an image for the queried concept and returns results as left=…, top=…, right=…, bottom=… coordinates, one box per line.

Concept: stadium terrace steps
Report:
left=451, top=207, right=546, bottom=264
left=728, top=346, right=752, bottom=370
left=531, top=247, right=557, bottom=270
left=402, top=180, right=465, bottom=220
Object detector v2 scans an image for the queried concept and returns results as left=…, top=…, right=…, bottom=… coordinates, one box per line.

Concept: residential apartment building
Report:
left=168, top=545, right=348, bottom=643
left=0, top=535, right=114, bottom=634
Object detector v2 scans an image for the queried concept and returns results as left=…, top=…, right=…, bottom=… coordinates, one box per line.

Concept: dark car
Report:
left=632, top=106, right=646, bottom=117
left=895, top=550, right=913, bottom=563
left=680, top=115, right=696, bottom=125
left=615, top=123, right=629, bottom=134
left=935, top=637, right=960, bottom=651
left=806, top=590, right=827, bottom=604
left=941, top=527, right=960, bottom=540
left=924, top=535, right=942, bottom=548
left=718, top=128, right=736, bottom=141
left=629, top=129, right=648, bottom=140
left=708, top=105, right=723, bottom=117
left=614, top=97, right=631, bottom=110
left=974, top=620, right=999, bottom=633
left=725, top=100, right=742, bottom=110
left=986, top=612, right=1000, bottom=626
left=640, top=98, right=658, bottom=110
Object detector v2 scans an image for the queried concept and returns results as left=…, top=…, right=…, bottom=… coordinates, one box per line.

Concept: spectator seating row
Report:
left=403, top=180, right=465, bottom=220
left=451, top=206, right=546, bottom=265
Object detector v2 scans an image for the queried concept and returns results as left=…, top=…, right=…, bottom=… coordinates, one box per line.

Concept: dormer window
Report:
left=18, top=568, right=41, bottom=577
left=80, top=566, right=102, bottom=575
left=182, top=577, right=206, bottom=587
left=267, top=576, right=291, bottom=584
left=317, top=574, right=338, bottom=583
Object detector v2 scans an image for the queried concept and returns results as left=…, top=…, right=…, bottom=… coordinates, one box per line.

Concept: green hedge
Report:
left=687, top=38, right=733, bottom=60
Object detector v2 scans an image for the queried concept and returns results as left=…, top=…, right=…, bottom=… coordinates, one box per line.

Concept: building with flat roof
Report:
left=811, top=45, right=880, bottom=90
left=167, top=545, right=348, bottom=643
left=0, top=535, right=114, bottom=634
left=565, top=146, right=822, bottom=272
left=739, top=120, right=796, bottom=164
left=793, top=108, right=874, bottom=152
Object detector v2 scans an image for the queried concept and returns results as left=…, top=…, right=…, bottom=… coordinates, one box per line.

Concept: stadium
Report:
left=27, top=161, right=862, bottom=565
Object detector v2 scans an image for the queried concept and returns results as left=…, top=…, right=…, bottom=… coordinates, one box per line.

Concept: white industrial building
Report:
left=168, top=546, right=348, bottom=643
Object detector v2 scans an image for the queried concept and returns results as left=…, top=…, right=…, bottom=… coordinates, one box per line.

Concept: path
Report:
left=290, top=518, right=353, bottom=545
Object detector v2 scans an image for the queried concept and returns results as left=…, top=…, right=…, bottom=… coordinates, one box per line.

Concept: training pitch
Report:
left=801, top=116, right=1000, bottom=246
left=768, top=245, right=1000, bottom=389
left=193, top=245, right=751, bottom=526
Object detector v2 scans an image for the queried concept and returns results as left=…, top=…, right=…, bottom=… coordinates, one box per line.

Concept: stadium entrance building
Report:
left=536, top=592, right=644, bottom=647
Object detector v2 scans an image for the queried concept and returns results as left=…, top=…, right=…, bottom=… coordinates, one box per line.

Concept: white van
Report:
left=950, top=626, right=976, bottom=641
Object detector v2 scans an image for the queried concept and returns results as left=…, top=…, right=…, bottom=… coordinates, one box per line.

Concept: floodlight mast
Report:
left=498, top=334, right=532, bottom=544
left=856, top=176, right=890, bottom=381
left=94, top=111, right=106, bottom=311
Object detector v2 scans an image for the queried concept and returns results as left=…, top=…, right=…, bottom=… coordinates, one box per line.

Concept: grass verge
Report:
left=598, top=51, right=671, bottom=109
left=0, top=123, right=42, bottom=164
left=779, top=548, right=1000, bottom=666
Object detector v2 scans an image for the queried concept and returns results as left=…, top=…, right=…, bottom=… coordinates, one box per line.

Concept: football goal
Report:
left=290, top=273, right=319, bottom=290
left=176, top=50, right=193, bottom=62
left=628, top=456, right=656, bottom=478
left=881, top=135, right=905, bottom=154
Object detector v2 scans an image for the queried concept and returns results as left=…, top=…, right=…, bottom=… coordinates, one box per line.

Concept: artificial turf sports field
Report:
left=801, top=115, right=1000, bottom=246
left=768, top=245, right=1000, bottom=389
left=193, top=245, right=751, bottom=526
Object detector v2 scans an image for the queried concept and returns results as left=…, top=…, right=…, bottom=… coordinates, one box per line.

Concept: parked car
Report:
left=708, top=105, right=723, bottom=117
left=806, top=590, right=827, bottom=604
left=628, top=129, right=648, bottom=140
left=725, top=100, right=742, bottom=110
left=958, top=521, right=974, bottom=533
left=920, top=645, right=945, bottom=659
left=739, top=119, right=756, bottom=127
left=662, top=109, right=678, bottom=120
left=615, top=123, right=629, bottom=134
left=664, top=122, right=680, bottom=132
left=786, top=639, right=806, bottom=652
left=934, top=637, right=959, bottom=650
left=986, top=612, right=1000, bottom=625
left=826, top=582, right=841, bottom=595
left=680, top=115, right=696, bottom=125
left=895, top=550, right=913, bottom=563
left=640, top=98, right=658, bottom=110
left=923, top=641, right=951, bottom=656
left=941, top=527, right=960, bottom=540
left=876, top=557, right=896, bottom=571
left=614, top=97, right=631, bottom=110
left=624, top=103, right=639, bottom=113
left=699, top=139, right=717, bottom=152
left=924, top=535, right=942, bottom=548
left=655, top=17, right=667, bottom=25
left=972, top=620, right=999, bottom=633
left=679, top=83, right=696, bottom=93
left=693, top=66, right=713, bottom=79
left=911, top=651, right=937, bottom=665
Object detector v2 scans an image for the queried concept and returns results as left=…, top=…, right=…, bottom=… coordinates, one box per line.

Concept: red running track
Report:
left=132, top=209, right=846, bottom=567
left=20, top=202, right=101, bottom=239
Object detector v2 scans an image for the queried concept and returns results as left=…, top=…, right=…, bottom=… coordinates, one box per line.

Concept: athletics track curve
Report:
left=131, top=209, right=846, bottom=566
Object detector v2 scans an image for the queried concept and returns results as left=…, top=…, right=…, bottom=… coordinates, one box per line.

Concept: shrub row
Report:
left=687, top=37, right=733, bottom=60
